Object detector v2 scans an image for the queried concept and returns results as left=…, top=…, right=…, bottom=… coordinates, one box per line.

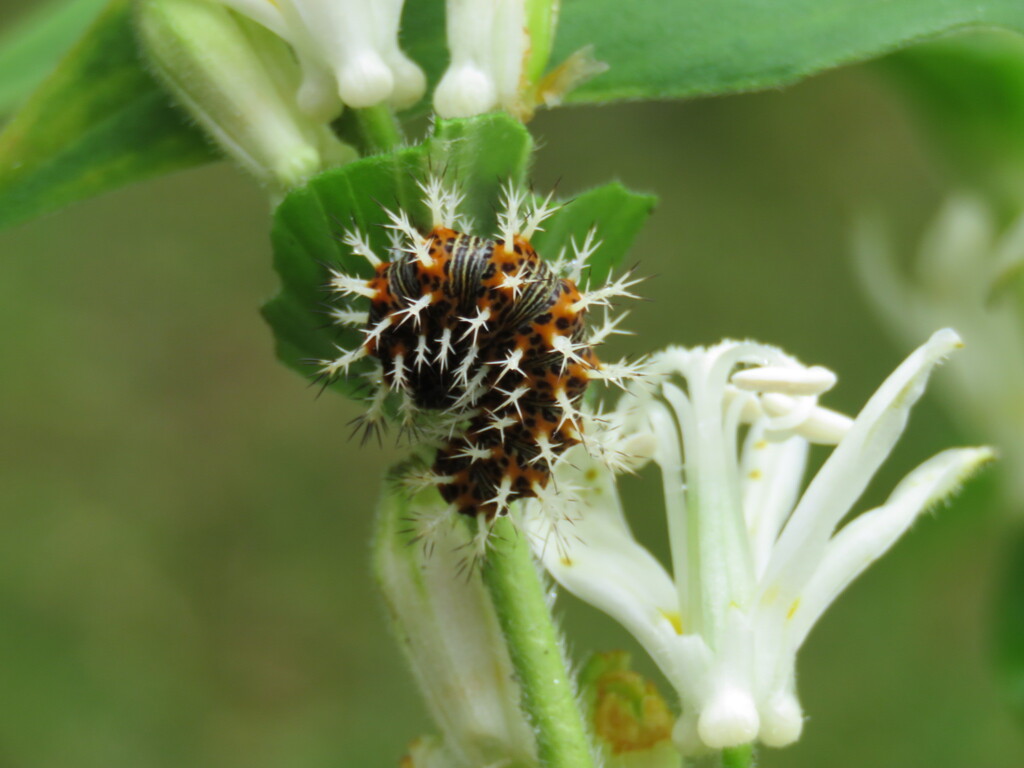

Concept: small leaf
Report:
left=994, top=527, right=1024, bottom=726
left=531, top=183, right=656, bottom=289
left=262, top=113, right=654, bottom=399
left=264, top=146, right=428, bottom=397
left=0, top=0, right=107, bottom=115
left=0, top=0, right=213, bottom=231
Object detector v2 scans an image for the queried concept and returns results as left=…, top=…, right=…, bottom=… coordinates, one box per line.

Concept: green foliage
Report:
left=878, top=31, right=1024, bottom=218
left=995, top=528, right=1024, bottom=726
left=262, top=113, right=655, bottom=399
left=553, top=0, right=1024, bottom=103
left=6, top=0, right=1024, bottom=229
left=0, top=0, right=211, bottom=230
left=531, top=184, right=655, bottom=290
left=0, top=0, right=107, bottom=115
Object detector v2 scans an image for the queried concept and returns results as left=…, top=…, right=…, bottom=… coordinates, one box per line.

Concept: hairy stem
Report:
left=480, top=515, right=596, bottom=768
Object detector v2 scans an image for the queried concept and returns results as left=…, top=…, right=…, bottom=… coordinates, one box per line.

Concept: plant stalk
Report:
left=353, top=104, right=404, bottom=154
left=480, top=515, right=596, bottom=768
left=692, top=745, right=756, bottom=768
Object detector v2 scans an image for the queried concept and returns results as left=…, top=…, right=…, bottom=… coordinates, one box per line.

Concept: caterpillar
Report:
left=318, top=178, right=640, bottom=519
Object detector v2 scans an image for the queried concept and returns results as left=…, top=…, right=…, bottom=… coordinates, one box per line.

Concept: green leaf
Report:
left=0, top=0, right=108, bottom=115
left=0, top=0, right=213, bottom=231
left=531, top=183, right=656, bottom=290
left=262, top=113, right=654, bottom=398
left=550, top=0, right=1024, bottom=104
left=995, top=528, right=1024, bottom=726
left=876, top=31, right=1024, bottom=217
left=403, top=1, right=1024, bottom=107
left=428, top=115, right=534, bottom=231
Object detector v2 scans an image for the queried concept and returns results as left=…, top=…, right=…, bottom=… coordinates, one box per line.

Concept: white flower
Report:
left=375, top=487, right=536, bottom=767
left=855, top=194, right=1024, bottom=507
left=216, top=0, right=426, bottom=119
left=525, top=329, right=992, bottom=755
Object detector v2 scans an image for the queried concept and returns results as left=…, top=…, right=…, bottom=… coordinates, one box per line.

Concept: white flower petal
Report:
left=697, top=686, right=759, bottom=749
left=646, top=397, right=693, bottom=619
left=789, top=446, right=995, bottom=649
left=762, top=328, right=963, bottom=593
left=435, top=0, right=500, bottom=117
left=757, top=689, right=803, bottom=747
left=489, top=0, right=529, bottom=106
left=371, top=0, right=428, bottom=108
left=525, top=457, right=681, bottom=660
left=218, top=0, right=289, bottom=38
left=661, top=377, right=753, bottom=643
left=740, top=426, right=807, bottom=578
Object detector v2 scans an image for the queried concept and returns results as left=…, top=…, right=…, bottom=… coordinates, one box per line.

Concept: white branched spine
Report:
left=571, top=270, right=643, bottom=313
left=329, top=271, right=376, bottom=298
left=342, top=229, right=381, bottom=266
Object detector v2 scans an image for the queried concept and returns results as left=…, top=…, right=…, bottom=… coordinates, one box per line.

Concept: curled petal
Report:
left=789, top=446, right=995, bottom=649
left=762, top=328, right=964, bottom=594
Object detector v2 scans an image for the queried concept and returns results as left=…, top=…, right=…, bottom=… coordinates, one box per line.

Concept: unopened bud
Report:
left=435, top=0, right=605, bottom=120
left=374, top=481, right=536, bottom=767
left=136, top=0, right=356, bottom=190
left=580, top=652, right=682, bottom=768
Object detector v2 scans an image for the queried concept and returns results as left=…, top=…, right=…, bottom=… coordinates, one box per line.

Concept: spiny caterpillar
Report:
left=317, top=178, right=641, bottom=519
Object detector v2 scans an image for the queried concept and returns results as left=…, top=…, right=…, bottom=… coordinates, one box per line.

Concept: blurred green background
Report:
left=2, top=5, right=1024, bottom=766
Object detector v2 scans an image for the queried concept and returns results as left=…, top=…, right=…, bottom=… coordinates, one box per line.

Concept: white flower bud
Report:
left=217, top=0, right=426, bottom=116
left=137, top=0, right=356, bottom=189
left=374, top=487, right=536, bottom=767
left=435, top=0, right=597, bottom=120
left=697, top=687, right=760, bottom=749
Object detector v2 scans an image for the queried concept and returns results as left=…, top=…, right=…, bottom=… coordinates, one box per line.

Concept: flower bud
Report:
left=136, top=0, right=355, bottom=190
left=434, top=0, right=606, bottom=120
left=580, top=652, right=682, bottom=768
left=216, top=0, right=426, bottom=116
left=374, top=482, right=536, bottom=767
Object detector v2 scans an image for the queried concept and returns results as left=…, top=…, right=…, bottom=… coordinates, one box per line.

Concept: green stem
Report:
left=353, top=104, right=404, bottom=155
left=481, top=515, right=596, bottom=768
left=724, top=746, right=756, bottom=768
left=690, top=746, right=756, bottom=768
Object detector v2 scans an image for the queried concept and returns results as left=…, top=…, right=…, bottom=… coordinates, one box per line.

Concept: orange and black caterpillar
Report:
left=318, top=180, right=639, bottom=519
